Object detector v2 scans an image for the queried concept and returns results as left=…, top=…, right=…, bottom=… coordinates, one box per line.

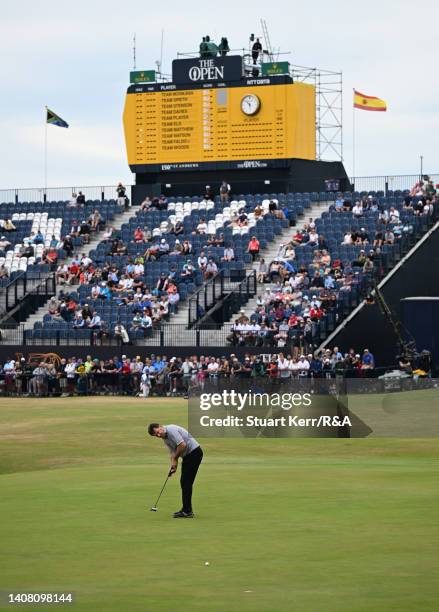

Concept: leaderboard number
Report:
left=7, top=592, right=73, bottom=604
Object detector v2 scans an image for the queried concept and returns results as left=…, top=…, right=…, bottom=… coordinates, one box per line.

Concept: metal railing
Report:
left=188, top=271, right=225, bottom=327
left=0, top=184, right=132, bottom=204
left=0, top=274, right=56, bottom=326
left=1, top=174, right=437, bottom=206
left=348, top=174, right=439, bottom=195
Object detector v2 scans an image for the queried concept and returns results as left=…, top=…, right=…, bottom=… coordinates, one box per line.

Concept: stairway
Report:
left=143, top=200, right=331, bottom=347
left=219, top=200, right=330, bottom=323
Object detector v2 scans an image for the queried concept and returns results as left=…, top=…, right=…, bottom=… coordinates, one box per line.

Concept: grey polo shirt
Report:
left=163, top=424, right=200, bottom=457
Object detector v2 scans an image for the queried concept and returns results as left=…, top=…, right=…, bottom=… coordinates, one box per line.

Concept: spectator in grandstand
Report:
left=180, top=260, right=195, bottom=281
left=384, top=228, right=395, bottom=245
left=197, top=250, right=208, bottom=272
left=292, top=229, right=304, bottom=246
left=170, top=220, right=184, bottom=236
left=88, top=311, right=102, bottom=330
left=181, top=239, right=193, bottom=255
left=42, top=247, right=58, bottom=268
left=247, top=235, right=260, bottom=261
left=221, top=245, right=235, bottom=262
left=116, top=182, right=127, bottom=207
left=133, top=227, right=144, bottom=242
left=62, top=235, right=74, bottom=257
left=66, top=259, right=80, bottom=285
left=334, top=193, right=344, bottom=212
left=257, top=258, right=268, bottom=283
left=219, top=180, right=231, bottom=203
left=140, top=196, right=152, bottom=211
left=352, top=201, right=363, bottom=217
left=0, top=235, right=11, bottom=251
left=20, top=240, right=35, bottom=258
left=195, top=218, right=208, bottom=234
left=76, top=191, right=86, bottom=206
left=157, top=238, right=170, bottom=258
left=204, top=258, right=218, bottom=280
left=2, top=219, right=16, bottom=232
left=114, top=323, right=130, bottom=345
left=342, top=231, right=353, bottom=245
left=203, top=185, right=214, bottom=201
left=68, top=193, right=78, bottom=207
left=89, top=209, right=103, bottom=231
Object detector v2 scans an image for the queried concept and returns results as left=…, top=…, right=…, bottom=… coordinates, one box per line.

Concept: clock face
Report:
left=241, top=94, right=261, bottom=115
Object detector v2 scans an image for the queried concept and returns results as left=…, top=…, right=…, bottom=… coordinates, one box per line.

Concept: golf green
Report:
left=1, top=397, right=438, bottom=611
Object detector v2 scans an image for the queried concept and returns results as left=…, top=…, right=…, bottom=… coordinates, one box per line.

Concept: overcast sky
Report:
left=1, top=0, right=437, bottom=189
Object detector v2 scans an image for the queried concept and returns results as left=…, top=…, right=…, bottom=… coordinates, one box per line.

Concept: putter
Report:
left=150, top=470, right=172, bottom=512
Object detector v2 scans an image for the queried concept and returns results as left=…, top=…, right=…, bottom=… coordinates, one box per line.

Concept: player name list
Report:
left=160, top=91, right=198, bottom=151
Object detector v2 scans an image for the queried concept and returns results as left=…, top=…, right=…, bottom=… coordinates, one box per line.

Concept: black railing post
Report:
left=56, top=331, right=60, bottom=346
left=196, top=329, right=200, bottom=347
left=22, top=325, right=27, bottom=346
left=15, top=190, right=18, bottom=204
left=101, top=189, right=105, bottom=201
left=160, top=329, right=165, bottom=346
left=385, top=177, right=389, bottom=197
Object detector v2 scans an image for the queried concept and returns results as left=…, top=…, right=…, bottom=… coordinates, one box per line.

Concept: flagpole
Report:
left=352, top=89, right=356, bottom=188
left=44, top=105, right=48, bottom=195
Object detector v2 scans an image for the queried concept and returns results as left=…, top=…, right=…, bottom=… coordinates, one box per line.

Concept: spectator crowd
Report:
left=0, top=347, right=377, bottom=397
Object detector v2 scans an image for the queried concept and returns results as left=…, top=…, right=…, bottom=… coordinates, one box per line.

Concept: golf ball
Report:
left=204, top=561, right=210, bottom=566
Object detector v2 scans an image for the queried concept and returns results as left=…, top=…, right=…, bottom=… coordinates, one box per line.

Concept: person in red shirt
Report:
left=134, top=227, right=144, bottom=243
left=292, top=230, right=304, bottom=246
left=67, top=262, right=80, bottom=285
left=266, top=359, right=278, bottom=380
left=247, top=236, right=260, bottom=261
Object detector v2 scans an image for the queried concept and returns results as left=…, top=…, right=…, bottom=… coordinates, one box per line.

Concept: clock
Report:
left=241, top=94, right=261, bottom=115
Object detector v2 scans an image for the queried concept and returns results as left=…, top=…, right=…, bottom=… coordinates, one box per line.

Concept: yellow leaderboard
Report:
left=123, top=81, right=316, bottom=170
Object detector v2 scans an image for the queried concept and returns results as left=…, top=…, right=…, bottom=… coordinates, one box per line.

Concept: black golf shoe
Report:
left=173, top=511, right=194, bottom=518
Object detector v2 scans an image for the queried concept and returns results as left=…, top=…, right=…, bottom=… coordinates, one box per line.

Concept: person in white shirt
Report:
left=141, top=311, right=153, bottom=328
left=196, top=219, right=208, bottom=234
left=134, top=262, right=144, bottom=276
left=207, top=358, right=219, bottom=381
left=310, top=295, right=321, bottom=308
left=389, top=207, right=400, bottom=223
left=352, top=202, right=363, bottom=217
left=342, top=232, right=353, bottom=245
left=140, top=367, right=151, bottom=397
left=197, top=251, right=208, bottom=270
left=296, top=355, right=310, bottom=377
left=308, top=229, right=319, bottom=245
left=277, top=354, right=291, bottom=379
left=81, top=254, right=92, bottom=268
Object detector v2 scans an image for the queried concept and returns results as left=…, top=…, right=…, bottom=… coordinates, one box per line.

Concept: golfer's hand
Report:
left=169, top=462, right=178, bottom=476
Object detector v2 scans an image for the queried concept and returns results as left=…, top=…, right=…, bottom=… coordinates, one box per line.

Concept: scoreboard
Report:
left=123, top=74, right=316, bottom=173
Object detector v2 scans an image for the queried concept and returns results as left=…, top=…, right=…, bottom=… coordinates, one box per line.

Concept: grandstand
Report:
left=0, top=41, right=437, bottom=375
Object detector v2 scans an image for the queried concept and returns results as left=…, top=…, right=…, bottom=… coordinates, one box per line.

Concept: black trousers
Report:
left=181, top=446, right=203, bottom=513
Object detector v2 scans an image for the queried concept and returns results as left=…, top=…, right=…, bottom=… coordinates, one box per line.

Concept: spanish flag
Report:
left=354, top=90, right=387, bottom=112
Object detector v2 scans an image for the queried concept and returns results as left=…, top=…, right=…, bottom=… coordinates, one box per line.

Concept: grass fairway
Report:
left=1, top=397, right=439, bottom=611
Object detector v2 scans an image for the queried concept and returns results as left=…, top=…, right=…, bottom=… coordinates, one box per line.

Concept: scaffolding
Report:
left=290, top=64, right=343, bottom=163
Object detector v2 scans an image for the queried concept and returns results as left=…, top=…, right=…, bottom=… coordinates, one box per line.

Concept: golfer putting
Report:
left=148, top=423, right=203, bottom=518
